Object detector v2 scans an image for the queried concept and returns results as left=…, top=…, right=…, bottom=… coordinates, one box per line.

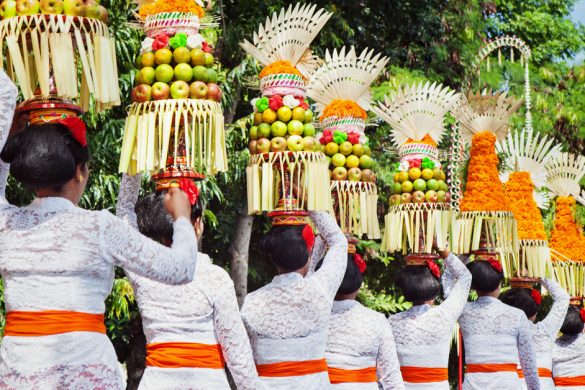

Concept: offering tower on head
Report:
left=306, top=47, right=389, bottom=241
left=372, top=81, right=459, bottom=264
left=240, top=3, right=333, bottom=224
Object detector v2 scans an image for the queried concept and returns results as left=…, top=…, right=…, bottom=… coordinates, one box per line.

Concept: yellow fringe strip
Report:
left=450, top=211, right=519, bottom=256
left=550, top=253, right=584, bottom=298
left=501, top=240, right=552, bottom=279
left=331, top=181, right=380, bottom=240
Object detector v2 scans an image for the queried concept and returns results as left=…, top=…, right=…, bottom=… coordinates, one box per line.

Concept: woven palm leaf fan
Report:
left=304, top=46, right=388, bottom=240
left=372, top=82, right=459, bottom=258
left=546, top=153, right=585, bottom=299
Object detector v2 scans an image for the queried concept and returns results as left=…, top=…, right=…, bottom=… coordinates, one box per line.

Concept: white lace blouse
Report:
left=553, top=332, right=585, bottom=389
left=443, top=258, right=540, bottom=390
left=387, top=253, right=471, bottom=390
left=240, top=210, right=348, bottom=390
left=0, top=68, right=198, bottom=389
left=518, top=278, right=570, bottom=390
left=116, top=173, right=260, bottom=390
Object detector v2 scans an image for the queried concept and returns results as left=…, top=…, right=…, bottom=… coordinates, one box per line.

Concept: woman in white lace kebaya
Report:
left=552, top=304, right=585, bottom=388
left=444, top=256, right=540, bottom=390
left=116, top=173, right=260, bottom=390
left=240, top=211, right=347, bottom=389
left=501, top=278, right=570, bottom=390
left=309, top=242, right=404, bottom=389
left=388, top=248, right=471, bottom=389
left=0, top=68, right=198, bottom=389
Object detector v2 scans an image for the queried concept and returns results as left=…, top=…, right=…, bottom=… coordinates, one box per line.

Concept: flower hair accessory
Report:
left=428, top=259, right=440, bottom=278
left=302, top=224, right=315, bottom=253
left=179, top=179, right=199, bottom=205
left=56, top=117, right=87, bottom=147
left=354, top=254, right=366, bottom=273
left=581, top=308, right=585, bottom=322
left=531, top=289, right=542, bottom=305
left=478, top=256, right=503, bottom=272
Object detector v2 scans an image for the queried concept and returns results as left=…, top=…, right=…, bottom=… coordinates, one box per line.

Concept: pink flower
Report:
left=152, top=34, right=170, bottom=50
left=201, top=41, right=211, bottom=53
left=409, top=159, right=421, bottom=169
left=269, top=95, right=284, bottom=111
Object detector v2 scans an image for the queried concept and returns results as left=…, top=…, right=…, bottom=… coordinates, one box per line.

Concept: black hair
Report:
left=316, top=253, right=362, bottom=295
left=467, top=260, right=504, bottom=293
left=0, top=123, right=89, bottom=190
left=258, top=224, right=309, bottom=272
left=135, top=190, right=203, bottom=240
left=500, top=288, right=540, bottom=319
left=560, top=306, right=584, bottom=336
left=395, top=265, right=441, bottom=303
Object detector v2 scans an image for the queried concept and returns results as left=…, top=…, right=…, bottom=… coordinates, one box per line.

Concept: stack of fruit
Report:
left=389, top=159, right=449, bottom=206
left=132, top=35, right=220, bottom=103
left=0, top=0, right=108, bottom=22
left=319, top=130, right=376, bottom=183
left=248, top=96, right=316, bottom=155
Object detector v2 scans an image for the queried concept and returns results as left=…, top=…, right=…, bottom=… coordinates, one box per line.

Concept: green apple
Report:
left=339, top=141, right=353, bottom=156
left=392, top=182, right=402, bottom=194
left=438, top=180, right=448, bottom=192
left=174, top=63, right=193, bottom=82
left=190, top=49, right=206, bottom=66
left=303, top=123, right=315, bottom=137
left=207, top=68, right=218, bottom=84
left=173, top=47, right=191, bottom=64
left=257, top=123, right=271, bottom=138
left=363, top=145, right=372, bottom=156
left=192, top=66, right=209, bottom=82
left=287, top=120, right=304, bottom=136
left=303, top=136, right=315, bottom=151
left=291, top=107, right=305, bottom=121
left=277, top=106, right=292, bottom=122
left=62, top=0, right=84, bottom=16
left=437, top=190, right=446, bottom=203
left=155, top=64, right=174, bottom=83
left=413, top=178, right=427, bottom=191
left=204, top=53, right=214, bottom=68
left=325, top=142, right=339, bottom=156
left=346, top=155, right=359, bottom=168
left=154, top=48, right=172, bottom=65
left=139, top=67, right=155, bottom=85
left=304, top=109, right=313, bottom=124
left=359, top=155, right=373, bottom=169
left=141, top=52, right=155, bottom=68
left=401, top=180, right=413, bottom=192
left=250, top=126, right=259, bottom=140
left=287, top=135, right=304, bottom=151
left=352, top=144, right=364, bottom=157
left=170, top=80, right=190, bottom=99
left=331, top=153, right=346, bottom=168
left=1, top=0, right=17, bottom=17
left=325, top=155, right=332, bottom=167
left=426, top=179, right=439, bottom=191
left=271, top=121, right=288, bottom=137
left=389, top=194, right=402, bottom=206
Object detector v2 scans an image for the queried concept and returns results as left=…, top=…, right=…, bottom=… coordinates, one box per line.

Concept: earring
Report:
left=79, top=175, right=83, bottom=182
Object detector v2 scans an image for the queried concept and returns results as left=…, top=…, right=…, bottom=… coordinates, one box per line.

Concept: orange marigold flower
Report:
left=405, top=135, right=437, bottom=146
left=139, top=0, right=204, bottom=18
left=460, top=131, right=510, bottom=212
left=550, top=196, right=585, bottom=262
left=504, top=171, right=547, bottom=241
left=259, top=61, right=306, bottom=80
left=320, top=99, right=367, bottom=121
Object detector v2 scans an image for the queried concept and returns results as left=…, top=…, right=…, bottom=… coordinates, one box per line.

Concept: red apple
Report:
left=426, top=190, right=438, bottom=203
left=248, top=140, right=257, bottom=155
left=412, top=191, right=425, bottom=203
left=389, top=194, right=401, bottom=206
left=332, top=166, right=348, bottom=181
left=256, top=138, right=271, bottom=154
left=131, top=86, right=138, bottom=103
left=40, top=0, right=63, bottom=14
left=348, top=167, right=362, bottom=181
left=134, top=84, right=152, bottom=102
left=361, top=169, right=374, bottom=183
left=302, top=136, right=315, bottom=151
left=328, top=169, right=332, bottom=180
left=444, top=192, right=451, bottom=204
left=270, top=137, right=287, bottom=152
left=206, top=83, right=221, bottom=102
left=98, top=5, right=107, bottom=23
left=400, top=193, right=412, bottom=204
left=189, top=81, right=207, bottom=99
left=170, top=80, right=189, bottom=99
left=151, top=82, right=170, bottom=100
left=16, top=0, right=39, bottom=15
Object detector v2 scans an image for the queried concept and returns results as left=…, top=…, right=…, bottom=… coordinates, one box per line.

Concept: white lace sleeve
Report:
left=0, top=68, right=18, bottom=203
left=437, top=253, right=471, bottom=318
left=377, top=316, right=405, bottom=390
left=115, top=173, right=141, bottom=230
left=211, top=273, right=261, bottom=390
left=307, top=234, right=326, bottom=277
left=518, top=317, right=540, bottom=390
left=307, top=211, right=348, bottom=300
left=536, top=277, right=570, bottom=339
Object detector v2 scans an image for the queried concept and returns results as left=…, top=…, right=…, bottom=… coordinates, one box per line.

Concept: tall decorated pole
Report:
left=240, top=3, right=332, bottom=224
left=373, top=82, right=460, bottom=263
left=119, top=0, right=227, bottom=188
left=306, top=47, right=388, bottom=241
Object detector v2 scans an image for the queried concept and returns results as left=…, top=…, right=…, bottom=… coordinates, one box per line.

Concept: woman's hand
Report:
left=164, top=187, right=192, bottom=221
left=9, top=99, right=33, bottom=137
left=432, top=237, right=450, bottom=259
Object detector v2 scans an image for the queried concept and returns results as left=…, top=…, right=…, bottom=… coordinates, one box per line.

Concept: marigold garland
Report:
left=319, top=99, right=367, bottom=121
left=549, top=196, right=585, bottom=262
left=259, top=61, right=305, bottom=80
left=460, top=131, right=509, bottom=212
left=404, top=135, right=437, bottom=146
left=504, top=171, right=547, bottom=241
left=139, top=0, right=205, bottom=19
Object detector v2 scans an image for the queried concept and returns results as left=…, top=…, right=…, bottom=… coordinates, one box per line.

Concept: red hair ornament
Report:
left=302, top=224, right=315, bottom=253
left=428, top=259, right=440, bottom=278
left=179, top=179, right=199, bottom=205
left=354, top=254, right=366, bottom=273
left=479, top=256, right=502, bottom=272
left=531, top=289, right=542, bottom=305
left=56, top=117, right=87, bottom=147
left=581, top=308, right=585, bottom=323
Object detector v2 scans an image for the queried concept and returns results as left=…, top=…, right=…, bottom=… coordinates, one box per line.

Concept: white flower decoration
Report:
left=397, top=161, right=409, bottom=172
left=251, top=98, right=260, bottom=113
left=140, top=37, right=154, bottom=55
left=283, top=94, right=300, bottom=109
left=434, top=161, right=442, bottom=169
left=186, top=34, right=206, bottom=50
left=315, top=132, right=323, bottom=141
left=359, top=134, right=368, bottom=145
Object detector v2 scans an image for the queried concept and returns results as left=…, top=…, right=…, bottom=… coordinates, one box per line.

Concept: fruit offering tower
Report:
left=306, top=47, right=388, bottom=240
left=495, top=130, right=561, bottom=281
left=119, top=0, right=227, bottom=189
left=240, top=3, right=332, bottom=222
left=373, top=82, right=459, bottom=257
left=545, top=153, right=585, bottom=303
left=0, top=0, right=119, bottom=119
left=448, top=90, right=523, bottom=270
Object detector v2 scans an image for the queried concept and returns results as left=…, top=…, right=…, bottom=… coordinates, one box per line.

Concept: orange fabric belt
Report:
left=4, top=310, right=106, bottom=337
left=554, top=376, right=585, bottom=387
left=328, top=367, right=378, bottom=384
left=466, top=363, right=518, bottom=373
left=400, top=366, right=448, bottom=383
left=517, top=368, right=553, bottom=378
left=256, top=358, right=328, bottom=378
left=146, top=342, right=225, bottom=369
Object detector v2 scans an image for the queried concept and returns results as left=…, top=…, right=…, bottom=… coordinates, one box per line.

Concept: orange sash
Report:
left=328, top=367, right=378, bottom=384
left=4, top=310, right=105, bottom=337
left=146, top=342, right=225, bottom=369
left=517, top=368, right=553, bottom=378
left=400, top=366, right=448, bottom=383
left=256, top=359, right=328, bottom=378
left=466, top=363, right=518, bottom=373
left=554, top=376, right=585, bottom=386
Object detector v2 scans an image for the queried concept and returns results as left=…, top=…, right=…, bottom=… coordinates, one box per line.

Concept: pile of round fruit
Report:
left=0, top=0, right=108, bottom=21
left=319, top=129, right=376, bottom=183
left=132, top=33, right=221, bottom=103
left=248, top=95, right=317, bottom=155
left=389, top=162, right=450, bottom=206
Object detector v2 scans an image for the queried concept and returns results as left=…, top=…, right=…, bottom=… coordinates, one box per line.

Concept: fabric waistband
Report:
left=400, top=366, right=448, bottom=383
left=466, top=363, right=518, bottom=373
left=328, top=366, right=378, bottom=384
left=554, top=376, right=585, bottom=387
left=256, top=358, right=327, bottom=378
left=146, top=342, right=225, bottom=369
left=4, top=310, right=105, bottom=337
left=517, top=368, right=552, bottom=378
